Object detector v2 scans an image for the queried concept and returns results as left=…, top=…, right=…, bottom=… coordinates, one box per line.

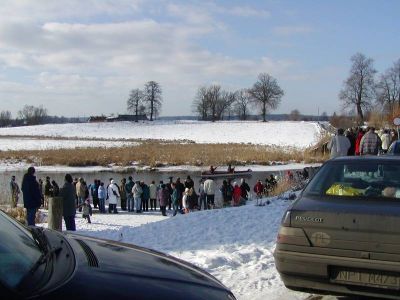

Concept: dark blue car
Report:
left=0, top=210, right=236, bottom=300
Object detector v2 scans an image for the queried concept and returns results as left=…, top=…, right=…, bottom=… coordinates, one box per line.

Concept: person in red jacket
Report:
left=354, top=128, right=365, bottom=156
left=253, top=180, right=264, bottom=199
left=232, top=182, right=241, bottom=206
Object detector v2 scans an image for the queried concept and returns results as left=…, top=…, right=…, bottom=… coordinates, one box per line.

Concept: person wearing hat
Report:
left=21, top=167, right=42, bottom=226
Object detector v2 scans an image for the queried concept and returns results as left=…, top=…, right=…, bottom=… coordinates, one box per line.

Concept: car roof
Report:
left=328, top=155, right=400, bottom=162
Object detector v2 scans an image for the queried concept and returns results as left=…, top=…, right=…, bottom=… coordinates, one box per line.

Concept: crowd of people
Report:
left=327, top=126, right=398, bottom=158
left=12, top=167, right=287, bottom=231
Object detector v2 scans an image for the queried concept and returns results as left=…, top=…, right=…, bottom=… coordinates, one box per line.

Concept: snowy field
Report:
left=0, top=120, right=323, bottom=150
left=0, top=137, right=138, bottom=151
left=51, top=197, right=309, bottom=300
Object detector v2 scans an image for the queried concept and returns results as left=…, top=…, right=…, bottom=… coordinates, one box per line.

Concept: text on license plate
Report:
left=330, top=267, right=400, bottom=290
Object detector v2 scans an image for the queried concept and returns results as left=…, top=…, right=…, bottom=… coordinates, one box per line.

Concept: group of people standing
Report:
left=327, top=127, right=398, bottom=158
left=14, top=167, right=285, bottom=231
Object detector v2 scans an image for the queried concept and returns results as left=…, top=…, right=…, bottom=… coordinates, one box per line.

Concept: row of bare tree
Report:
left=0, top=105, right=48, bottom=127
left=127, top=81, right=162, bottom=121
left=340, top=53, right=400, bottom=122
left=192, top=73, right=284, bottom=122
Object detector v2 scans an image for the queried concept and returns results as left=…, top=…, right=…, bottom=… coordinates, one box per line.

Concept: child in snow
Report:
left=82, top=199, right=92, bottom=223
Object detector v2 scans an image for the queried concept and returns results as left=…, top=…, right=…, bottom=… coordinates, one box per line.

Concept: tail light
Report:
left=281, top=210, right=292, bottom=227
left=277, top=210, right=311, bottom=246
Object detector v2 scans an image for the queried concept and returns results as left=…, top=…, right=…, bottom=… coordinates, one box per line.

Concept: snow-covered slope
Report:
left=0, top=120, right=323, bottom=149
left=70, top=198, right=308, bottom=300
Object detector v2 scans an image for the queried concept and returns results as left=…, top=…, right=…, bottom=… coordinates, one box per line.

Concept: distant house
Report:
left=106, top=114, right=148, bottom=122
left=88, top=116, right=107, bottom=123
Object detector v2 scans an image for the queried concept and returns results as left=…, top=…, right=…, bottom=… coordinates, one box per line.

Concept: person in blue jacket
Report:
left=21, top=167, right=42, bottom=226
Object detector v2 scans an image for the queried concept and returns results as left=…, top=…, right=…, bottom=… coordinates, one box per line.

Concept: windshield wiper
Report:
left=29, top=227, right=62, bottom=274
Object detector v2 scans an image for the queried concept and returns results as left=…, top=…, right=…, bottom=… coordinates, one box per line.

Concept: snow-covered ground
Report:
left=53, top=197, right=309, bottom=300
left=0, top=137, right=138, bottom=151
left=0, top=120, right=324, bottom=149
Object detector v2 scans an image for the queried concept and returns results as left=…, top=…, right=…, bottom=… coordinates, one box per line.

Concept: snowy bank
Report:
left=71, top=199, right=309, bottom=300
left=0, top=120, right=324, bottom=149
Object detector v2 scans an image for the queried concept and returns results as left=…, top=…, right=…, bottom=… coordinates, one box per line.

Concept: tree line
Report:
left=0, top=105, right=48, bottom=127
left=339, top=53, right=400, bottom=123
left=192, top=73, right=284, bottom=122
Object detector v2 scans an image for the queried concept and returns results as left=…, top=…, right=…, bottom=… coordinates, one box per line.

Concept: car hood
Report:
left=38, top=232, right=233, bottom=300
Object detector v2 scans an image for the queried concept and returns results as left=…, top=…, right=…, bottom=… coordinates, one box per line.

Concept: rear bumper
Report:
left=274, top=247, right=400, bottom=299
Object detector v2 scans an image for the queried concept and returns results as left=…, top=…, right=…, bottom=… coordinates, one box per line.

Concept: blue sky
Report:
left=0, top=0, right=399, bottom=117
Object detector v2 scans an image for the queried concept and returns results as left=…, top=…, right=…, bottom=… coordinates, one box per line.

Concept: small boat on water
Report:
left=201, top=169, right=253, bottom=178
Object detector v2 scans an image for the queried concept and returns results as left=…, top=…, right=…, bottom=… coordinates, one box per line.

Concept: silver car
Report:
left=274, top=156, right=400, bottom=299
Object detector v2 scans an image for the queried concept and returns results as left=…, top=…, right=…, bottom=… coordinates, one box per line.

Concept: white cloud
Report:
left=226, top=6, right=270, bottom=18
left=0, top=1, right=299, bottom=117
left=273, top=25, right=315, bottom=36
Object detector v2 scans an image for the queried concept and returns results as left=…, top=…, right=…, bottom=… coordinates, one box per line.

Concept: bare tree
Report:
left=339, top=53, right=377, bottom=123
left=376, top=58, right=400, bottom=113
left=18, top=105, right=48, bottom=125
left=206, top=85, right=222, bottom=122
left=234, top=89, right=251, bottom=120
left=192, top=86, right=210, bottom=120
left=127, top=88, right=144, bottom=122
left=289, top=109, right=301, bottom=121
left=0, top=110, right=12, bottom=127
left=249, top=73, right=284, bottom=122
left=216, top=90, right=236, bottom=120
left=144, top=81, right=162, bottom=121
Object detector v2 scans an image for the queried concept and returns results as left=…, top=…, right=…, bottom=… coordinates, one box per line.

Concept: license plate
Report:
left=330, top=267, right=400, bottom=290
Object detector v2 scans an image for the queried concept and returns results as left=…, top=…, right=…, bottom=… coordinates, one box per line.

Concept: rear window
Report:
left=303, top=160, right=400, bottom=199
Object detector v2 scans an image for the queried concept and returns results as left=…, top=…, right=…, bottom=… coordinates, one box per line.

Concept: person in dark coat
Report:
left=184, top=176, right=194, bottom=189
left=60, top=173, right=77, bottom=231
left=240, top=178, right=250, bottom=200
left=345, top=129, right=356, bottom=156
left=175, top=177, right=185, bottom=210
left=141, top=181, right=150, bottom=212
left=166, top=177, right=173, bottom=210
left=157, top=184, right=169, bottom=216
left=120, top=178, right=127, bottom=211
left=51, top=180, right=60, bottom=196
left=21, top=167, right=42, bottom=226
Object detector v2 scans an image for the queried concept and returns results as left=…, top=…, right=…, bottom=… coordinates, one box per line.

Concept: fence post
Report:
left=48, top=196, right=63, bottom=231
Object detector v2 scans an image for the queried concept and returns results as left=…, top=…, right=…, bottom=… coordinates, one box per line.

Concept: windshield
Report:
left=303, top=160, right=400, bottom=199
left=0, top=211, right=42, bottom=288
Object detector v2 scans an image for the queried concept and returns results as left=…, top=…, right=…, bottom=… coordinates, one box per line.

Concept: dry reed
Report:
left=0, top=141, right=329, bottom=167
